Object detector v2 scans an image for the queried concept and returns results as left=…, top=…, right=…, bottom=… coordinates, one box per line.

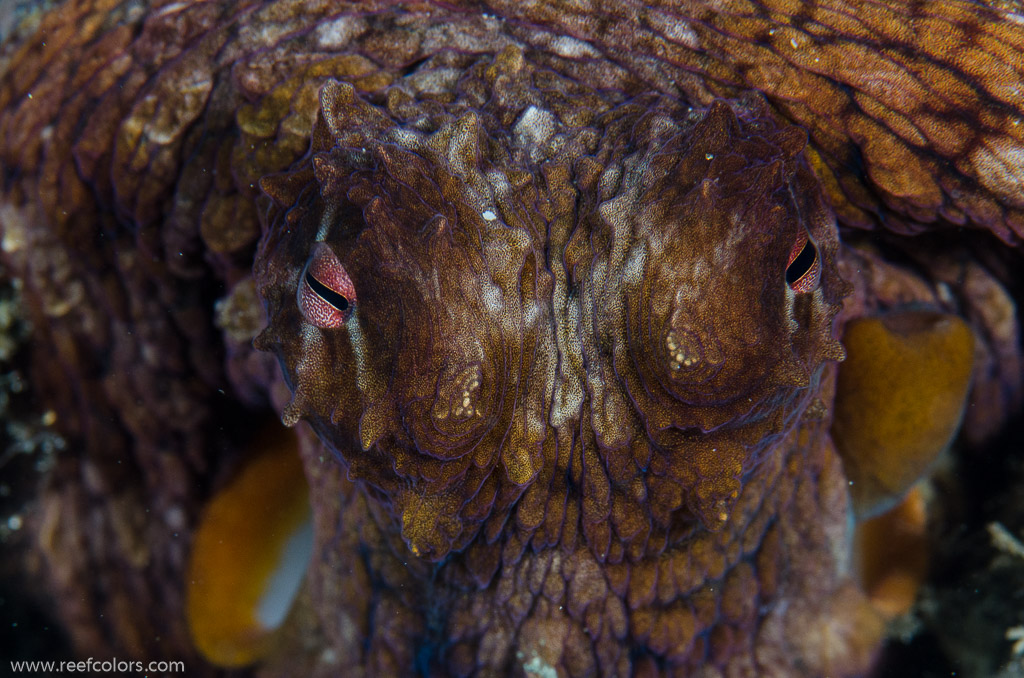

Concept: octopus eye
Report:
left=297, top=242, right=356, bottom=328
left=785, top=232, right=820, bottom=293
left=305, top=271, right=349, bottom=312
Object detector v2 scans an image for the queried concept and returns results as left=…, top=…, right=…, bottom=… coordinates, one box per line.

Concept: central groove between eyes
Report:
left=306, top=270, right=350, bottom=312
left=786, top=240, right=816, bottom=285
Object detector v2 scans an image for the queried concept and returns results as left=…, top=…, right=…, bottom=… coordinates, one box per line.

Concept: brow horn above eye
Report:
left=297, top=242, right=356, bottom=328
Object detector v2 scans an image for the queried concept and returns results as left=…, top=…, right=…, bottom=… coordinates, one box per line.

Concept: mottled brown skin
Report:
left=0, top=1, right=1022, bottom=676
left=255, top=67, right=854, bottom=674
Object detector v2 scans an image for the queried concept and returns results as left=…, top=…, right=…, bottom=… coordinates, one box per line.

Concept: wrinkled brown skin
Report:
left=0, top=1, right=1022, bottom=676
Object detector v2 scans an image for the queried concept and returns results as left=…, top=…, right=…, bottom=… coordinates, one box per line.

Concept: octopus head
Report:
left=254, top=75, right=847, bottom=561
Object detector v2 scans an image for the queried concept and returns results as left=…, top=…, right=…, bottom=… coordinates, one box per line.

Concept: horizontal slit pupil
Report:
left=306, top=271, right=349, bottom=312
left=786, top=240, right=816, bottom=285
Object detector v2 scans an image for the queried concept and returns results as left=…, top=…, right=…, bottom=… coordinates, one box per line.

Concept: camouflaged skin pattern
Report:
left=254, top=56, right=854, bottom=674
left=0, top=1, right=1022, bottom=676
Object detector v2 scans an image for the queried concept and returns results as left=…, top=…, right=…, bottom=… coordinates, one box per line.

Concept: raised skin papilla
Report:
left=254, top=49, right=866, bottom=675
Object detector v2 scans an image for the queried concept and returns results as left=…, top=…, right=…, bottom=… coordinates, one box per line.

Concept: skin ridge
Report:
left=0, top=1, right=1019, bottom=676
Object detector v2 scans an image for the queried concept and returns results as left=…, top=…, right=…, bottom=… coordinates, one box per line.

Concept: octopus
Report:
left=0, top=0, right=1022, bottom=676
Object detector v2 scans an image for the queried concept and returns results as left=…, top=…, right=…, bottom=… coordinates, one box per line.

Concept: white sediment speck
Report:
left=482, top=209, right=497, bottom=221
left=1008, top=625, right=1024, bottom=656
left=164, top=506, right=186, bottom=531
left=153, top=2, right=189, bottom=17
left=522, top=654, right=558, bottom=678
left=989, top=521, right=1024, bottom=559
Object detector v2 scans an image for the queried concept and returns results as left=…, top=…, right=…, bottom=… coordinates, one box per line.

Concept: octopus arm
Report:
left=480, top=0, right=1024, bottom=242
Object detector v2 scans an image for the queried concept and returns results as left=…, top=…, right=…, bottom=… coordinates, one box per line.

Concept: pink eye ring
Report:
left=297, top=242, right=356, bottom=328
